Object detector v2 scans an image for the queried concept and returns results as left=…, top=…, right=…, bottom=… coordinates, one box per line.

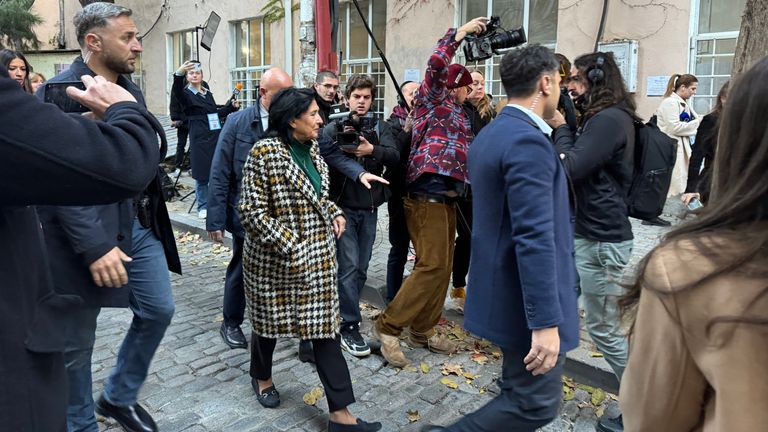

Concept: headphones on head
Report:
left=397, top=80, right=415, bottom=108
left=587, top=56, right=605, bottom=85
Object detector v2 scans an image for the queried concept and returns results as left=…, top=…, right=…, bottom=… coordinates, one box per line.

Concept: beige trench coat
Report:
left=655, top=93, right=701, bottom=197
left=621, top=235, right=768, bottom=431
left=238, top=137, right=344, bottom=339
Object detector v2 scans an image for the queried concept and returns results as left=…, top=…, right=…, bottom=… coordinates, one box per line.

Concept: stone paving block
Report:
left=157, top=364, right=192, bottom=382
left=215, top=367, right=244, bottom=382
left=272, top=404, right=321, bottom=431
left=156, top=412, right=201, bottom=431
left=418, top=383, right=450, bottom=405
left=163, top=373, right=197, bottom=389
left=196, top=362, right=227, bottom=377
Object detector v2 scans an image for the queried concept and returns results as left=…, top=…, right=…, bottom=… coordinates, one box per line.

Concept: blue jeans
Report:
left=337, top=207, right=378, bottom=327
left=196, top=181, right=208, bottom=211
left=385, top=197, right=409, bottom=303
left=574, top=235, right=633, bottom=382
left=66, top=220, right=175, bottom=431
left=446, top=350, right=564, bottom=431
left=223, top=234, right=245, bottom=327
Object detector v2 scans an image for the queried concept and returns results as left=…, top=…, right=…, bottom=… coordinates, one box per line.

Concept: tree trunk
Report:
left=732, top=0, right=768, bottom=74
left=297, top=0, right=316, bottom=88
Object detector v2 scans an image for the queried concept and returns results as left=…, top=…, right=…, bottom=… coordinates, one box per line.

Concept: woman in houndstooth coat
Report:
left=238, top=87, right=382, bottom=432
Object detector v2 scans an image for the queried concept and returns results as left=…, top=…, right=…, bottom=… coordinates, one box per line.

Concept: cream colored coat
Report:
left=621, top=235, right=768, bottom=431
left=655, top=93, right=701, bottom=197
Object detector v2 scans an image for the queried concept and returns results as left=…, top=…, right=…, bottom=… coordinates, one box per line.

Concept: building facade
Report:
left=28, top=0, right=746, bottom=118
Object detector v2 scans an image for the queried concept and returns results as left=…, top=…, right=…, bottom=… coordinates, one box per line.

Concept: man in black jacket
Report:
left=0, top=66, right=162, bottom=430
left=314, top=70, right=340, bottom=123
left=206, top=67, right=292, bottom=349
left=321, top=74, right=399, bottom=357
left=546, top=52, right=636, bottom=432
left=36, top=4, right=180, bottom=432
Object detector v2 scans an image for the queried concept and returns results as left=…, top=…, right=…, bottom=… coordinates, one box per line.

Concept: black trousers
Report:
left=249, top=334, right=355, bottom=412
left=452, top=195, right=472, bottom=288
left=446, top=349, right=564, bottom=432
left=222, top=235, right=245, bottom=327
left=385, top=196, right=410, bottom=303
left=174, top=123, right=189, bottom=168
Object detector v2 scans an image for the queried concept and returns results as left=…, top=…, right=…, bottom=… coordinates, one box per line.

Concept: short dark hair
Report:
left=74, top=2, right=133, bottom=47
left=344, top=74, right=376, bottom=99
left=315, top=70, right=338, bottom=84
left=500, top=45, right=559, bottom=99
left=267, top=87, right=316, bottom=144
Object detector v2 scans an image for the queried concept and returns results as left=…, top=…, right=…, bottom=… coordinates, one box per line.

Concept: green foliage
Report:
left=260, top=0, right=299, bottom=25
left=0, top=0, right=43, bottom=50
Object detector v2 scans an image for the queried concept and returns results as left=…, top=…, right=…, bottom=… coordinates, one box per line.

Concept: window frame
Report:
left=229, top=17, right=272, bottom=109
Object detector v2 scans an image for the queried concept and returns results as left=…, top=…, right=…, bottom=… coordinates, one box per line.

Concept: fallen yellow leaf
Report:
left=440, top=363, right=464, bottom=376
left=440, top=377, right=459, bottom=389
left=406, top=409, right=420, bottom=423
left=302, top=387, right=324, bottom=405
left=470, top=352, right=489, bottom=365
left=591, top=388, right=606, bottom=405
left=420, top=363, right=430, bottom=374
left=462, top=372, right=476, bottom=380
left=589, top=351, right=604, bottom=358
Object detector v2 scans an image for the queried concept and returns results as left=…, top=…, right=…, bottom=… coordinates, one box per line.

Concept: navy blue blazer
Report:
left=464, top=106, right=580, bottom=352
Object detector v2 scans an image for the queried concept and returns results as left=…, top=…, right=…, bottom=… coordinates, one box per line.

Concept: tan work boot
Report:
left=450, top=287, right=466, bottom=314
left=372, top=325, right=409, bottom=368
left=407, top=333, right=457, bottom=355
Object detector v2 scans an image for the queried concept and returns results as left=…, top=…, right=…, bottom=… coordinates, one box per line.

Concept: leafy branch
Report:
left=0, top=0, right=43, bottom=50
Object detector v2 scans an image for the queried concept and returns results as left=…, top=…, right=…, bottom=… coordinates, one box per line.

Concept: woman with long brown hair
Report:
left=619, top=57, right=768, bottom=431
left=0, top=49, right=32, bottom=93
left=655, top=73, right=701, bottom=200
left=681, top=81, right=729, bottom=206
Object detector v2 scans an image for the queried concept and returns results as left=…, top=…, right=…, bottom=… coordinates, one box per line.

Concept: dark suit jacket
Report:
left=464, top=106, right=580, bottom=352
left=37, top=58, right=180, bottom=308
left=207, top=102, right=266, bottom=237
left=0, top=66, right=160, bottom=431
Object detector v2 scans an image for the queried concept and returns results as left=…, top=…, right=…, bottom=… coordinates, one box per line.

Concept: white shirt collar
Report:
left=507, top=103, right=553, bottom=135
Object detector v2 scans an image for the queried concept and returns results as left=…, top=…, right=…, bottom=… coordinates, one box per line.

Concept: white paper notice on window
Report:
left=646, top=76, right=669, bottom=97
left=404, top=69, right=420, bottom=83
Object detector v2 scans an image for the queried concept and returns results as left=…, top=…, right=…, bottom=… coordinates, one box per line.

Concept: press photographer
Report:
left=320, top=73, right=399, bottom=358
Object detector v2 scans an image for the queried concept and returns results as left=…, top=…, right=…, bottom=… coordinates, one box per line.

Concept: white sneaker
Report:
left=198, top=209, right=207, bottom=219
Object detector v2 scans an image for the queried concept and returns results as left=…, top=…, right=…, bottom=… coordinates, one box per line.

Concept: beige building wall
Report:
left=120, top=0, right=291, bottom=113
left=31, top=0, right=80, bottom=51
left=382, top=1, right=458, bottom=112
left=557, top=0, right=692, bottom=119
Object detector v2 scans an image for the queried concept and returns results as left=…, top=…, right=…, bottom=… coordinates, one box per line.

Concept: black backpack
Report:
left=626, top=115, right=678, bottom=220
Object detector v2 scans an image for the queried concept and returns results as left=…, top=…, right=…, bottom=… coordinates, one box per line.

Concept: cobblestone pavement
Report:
left=90, top=175, right=677, bottom=431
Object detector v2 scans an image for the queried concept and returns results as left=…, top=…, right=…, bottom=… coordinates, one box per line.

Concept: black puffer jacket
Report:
left=322, top=117, right=400, bottom=210
left=553, top=105, right=636, bottom=242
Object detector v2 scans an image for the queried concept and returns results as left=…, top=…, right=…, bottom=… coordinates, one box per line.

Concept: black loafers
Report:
left=328, top=418, right=382, bottom=432
left=251, top=379, right=280, bottom=408
left=220, top=323, right=248, bottom=349
left=95, top=395, right=157, bottom=432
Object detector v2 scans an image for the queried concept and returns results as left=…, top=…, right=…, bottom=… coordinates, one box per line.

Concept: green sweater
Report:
left=289, top=138, right=321, bottom=198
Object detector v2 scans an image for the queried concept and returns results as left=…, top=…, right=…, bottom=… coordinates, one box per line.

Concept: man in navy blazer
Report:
left=422, top=45, right=579, bottom=432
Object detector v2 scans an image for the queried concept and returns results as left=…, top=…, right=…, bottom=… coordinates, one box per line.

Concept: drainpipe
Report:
left=58, top=0, right=66, bottom=48
left=284, top=0, right=293, bottom=77
left=315, top=0, right=337, bottom=73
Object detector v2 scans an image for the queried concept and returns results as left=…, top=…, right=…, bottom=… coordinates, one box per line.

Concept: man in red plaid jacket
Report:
left=374, top=17, right=490, bottom=368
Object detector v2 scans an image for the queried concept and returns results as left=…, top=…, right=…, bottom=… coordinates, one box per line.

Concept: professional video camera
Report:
left=329, top=104, right=376, bottom=151
left=463, top=16, right=526, bottom=62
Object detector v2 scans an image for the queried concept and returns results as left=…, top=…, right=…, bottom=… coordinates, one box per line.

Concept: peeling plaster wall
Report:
left=558, top=0, right=692, bottom=119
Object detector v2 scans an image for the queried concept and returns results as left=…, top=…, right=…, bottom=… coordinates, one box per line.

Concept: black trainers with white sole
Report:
left=340, top=325, right=371, bottom=357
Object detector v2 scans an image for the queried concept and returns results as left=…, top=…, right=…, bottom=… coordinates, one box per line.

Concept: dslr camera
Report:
left=463, top=16, right=526, bottom=62
left=329, top=104, right=376, bottom=151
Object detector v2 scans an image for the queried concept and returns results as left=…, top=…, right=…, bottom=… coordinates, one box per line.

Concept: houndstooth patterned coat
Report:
left=239, top=137, right=344, bottom=339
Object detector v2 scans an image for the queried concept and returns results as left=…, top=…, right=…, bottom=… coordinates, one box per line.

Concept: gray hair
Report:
left=74, top=2, right=133, bottom=47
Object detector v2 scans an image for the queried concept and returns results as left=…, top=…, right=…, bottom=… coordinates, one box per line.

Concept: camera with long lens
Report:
left=463, top=16, right=526, bottom=62
left=329, top=104, right=376, bottom=151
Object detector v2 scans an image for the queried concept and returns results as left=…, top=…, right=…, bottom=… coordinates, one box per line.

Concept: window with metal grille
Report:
left=229, top=17, right=271, bottom=109
left=690, top=0, right=746, bottom=114
left=458, top=0, right=558, bottom=100
left=337, top=0, right=386, bottom=116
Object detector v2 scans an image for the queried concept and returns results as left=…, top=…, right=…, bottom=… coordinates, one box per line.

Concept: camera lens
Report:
left=490, top=28, right=527, bottom=51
